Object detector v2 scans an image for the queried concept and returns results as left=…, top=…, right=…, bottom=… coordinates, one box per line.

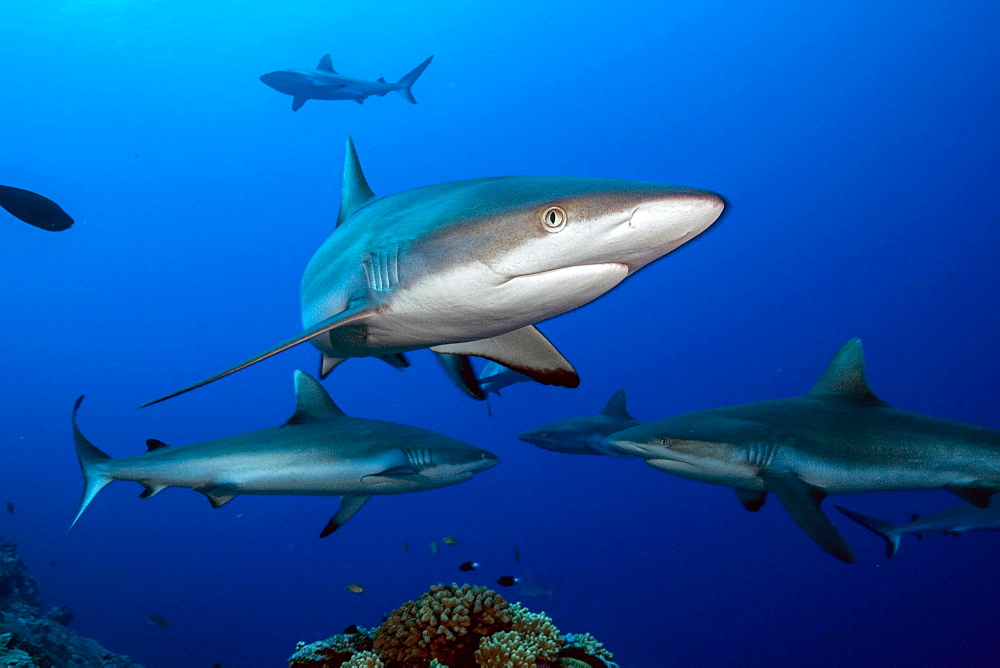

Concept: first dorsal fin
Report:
left=601, top=389, right=633, bottom=420
left=337, top=136, right=377, bottom=227
left=317, top=54, right=336, bottom=73
left=285, top=370, right=346, bottom=426
left=145, top=439, right=169, bottom=452
left=807, top=338, right=887, bottom=407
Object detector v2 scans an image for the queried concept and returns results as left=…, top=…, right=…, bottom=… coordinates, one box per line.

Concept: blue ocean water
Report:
left=1, top=1, right=998, bottom=666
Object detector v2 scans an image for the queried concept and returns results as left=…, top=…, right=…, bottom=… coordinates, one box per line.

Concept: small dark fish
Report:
left=442, top=536, right=458, bottom=546
left=5, top=502, right=13, bottom=515
left=343, top=624, right=360, bottom=634
left=345, top=583, right=364, bottom=594
left=146, top=614, right=169, bottom=628
left=0, top=185, right=74, bottom=231
left=513, top=545, right=520, bottom=563
left=402, top=542, right=409, bottom=551
left=459, top=561, right=479, bottom=572
left=429, top=541, right=439, bottom=554
left=496, top=576, right=521, bottom=587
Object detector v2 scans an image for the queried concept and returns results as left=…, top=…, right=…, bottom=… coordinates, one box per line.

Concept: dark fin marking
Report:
left=140, top=302, right=377, bottom=408
left=292, top=95, right=308, bottom=111
left=835, top=505, right=901, bottom=558
left=320, top=495, right=371, bottom=537
left=431, top=325, right=578, bottom=389
left=763, top=470, right=854, bottom=563
left=145, top=439, right=169, bottom=452
left=378, top=353, right=410, bottom=370
left=434, top=352, right=486, bottom=400
left=948, top=486, right=997, bottom=508
left=735, top=488, right=767, bottom=512
left=198, top=487, right=238, bottom=509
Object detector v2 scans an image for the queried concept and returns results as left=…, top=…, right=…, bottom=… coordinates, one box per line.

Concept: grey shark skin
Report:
left=836, top=501, right=1000, bottom=558
left=74, top=371, right=498, bottom=536
left=260, top=54, right=433, bottom=110
left=145, top=137, right=724, bottom=406
left=517, top=390, right=641, bottom=456
left=608, top=339, right=1000, bottom=563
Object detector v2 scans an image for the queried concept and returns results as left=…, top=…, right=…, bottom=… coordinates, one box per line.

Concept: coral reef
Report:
left=373, top=583, right=512, bottom=667
left=289, top=584, right=617, bottom=668
left=288, top=631, right=374, bottom=667
left=0, top=538, right=141, bottom=667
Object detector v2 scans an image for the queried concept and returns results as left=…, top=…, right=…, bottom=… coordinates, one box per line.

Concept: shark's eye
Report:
left=541, top=206, right=567, bottom=233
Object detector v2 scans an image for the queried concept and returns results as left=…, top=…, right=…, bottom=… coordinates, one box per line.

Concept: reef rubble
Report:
left=0, top=538, right=141, bottom=667
left=288, top=583, right=617, bottom=668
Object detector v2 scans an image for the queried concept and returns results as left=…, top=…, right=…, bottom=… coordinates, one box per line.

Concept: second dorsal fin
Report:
left=145, top=439, right=169, bottom=452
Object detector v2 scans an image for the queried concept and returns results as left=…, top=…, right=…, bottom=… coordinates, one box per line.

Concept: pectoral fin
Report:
left=320, top=495, right=371, bottom=537
left=734, top=488, right=767, bottom=512
left=292, top=95, right=308, bottom=111
left=763, top=471, right=854, bottom=563
left=141, top=302, right=378, bottom=407
left=431, top=325, right=578, bottom=389
left=434, top=352, right=486, bottom=400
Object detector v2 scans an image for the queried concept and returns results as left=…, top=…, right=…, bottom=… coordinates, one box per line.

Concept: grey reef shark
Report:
left=144, top=137, right=725, bottom=406
left=73, top=371, right=498, bottom=537
left=517, top=390, right=641, bottom=456
left=260, top=54, right=434, bottom=110
left=836, top=501, right=1000, bottom=558
left=608, top=339, right=1000, bottom=563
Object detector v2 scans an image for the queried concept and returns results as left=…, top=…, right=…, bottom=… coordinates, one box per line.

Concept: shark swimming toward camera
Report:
left=608, top=339, right=1000, bottom=563
left=144, top=137, right=725, bottom=406
left=836, top=500, right=1000, bottom=558
left=74, top=371, right=498, bottom=536
left=260, top=54, right=433, bottom=110
left=517, top=390, right=641, bottom=456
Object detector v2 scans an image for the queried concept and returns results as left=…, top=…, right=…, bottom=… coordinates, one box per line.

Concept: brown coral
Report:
left=373, top=583, right=513, bottom=667
left=509, top=603, right=564, bottom=659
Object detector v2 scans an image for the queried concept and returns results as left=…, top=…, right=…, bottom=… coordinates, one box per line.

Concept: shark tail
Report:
left=71, top=396, right=114, bottom=529
left=394, top=55, right=433, bottom=104
left=835, top=505, right=901, bottom=558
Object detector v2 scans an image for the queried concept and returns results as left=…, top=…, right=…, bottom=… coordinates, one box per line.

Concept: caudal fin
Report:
left=394, top=55, right=433, bottom=104
left=835, top=505, right=901, bottom=558
left=71, top=396, right=113, bottom=529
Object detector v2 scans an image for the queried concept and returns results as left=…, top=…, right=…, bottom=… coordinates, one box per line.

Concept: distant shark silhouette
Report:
left=837, top=501, right=1000, bottom=558
left=74, top=371, right=498, bottom=536
left=609, top=339, right=1000, bottom=563
left=477, top=362, right=533, bottom=396
left=518, top=390, right=640, bottom=456
left=260, top=54, right=433, bottom=110
left=0, top=185, right=73, bottom=231
left=143, top=137, right=724, bottom=406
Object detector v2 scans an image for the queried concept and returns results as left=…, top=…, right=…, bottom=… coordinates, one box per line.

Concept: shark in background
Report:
left=145, top=137, right=725, bottom=406
left=836, top=501, right=1000, bottom=558
left=260, top=54, right=433, bottom=110
left=74, top=371, right=498, bottom=537
left=477, top=362, right=533, bottom=397
left=608, top=339, right=1000, bottom=563
left=517, top=390, right=641, bottom=456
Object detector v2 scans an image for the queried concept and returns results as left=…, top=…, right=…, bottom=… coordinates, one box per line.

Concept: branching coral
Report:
left=373, top=583, right=513, bottom=667
left=289, top=584, right=616, bottom=668
left=341, top=650, right=384, bottom=668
